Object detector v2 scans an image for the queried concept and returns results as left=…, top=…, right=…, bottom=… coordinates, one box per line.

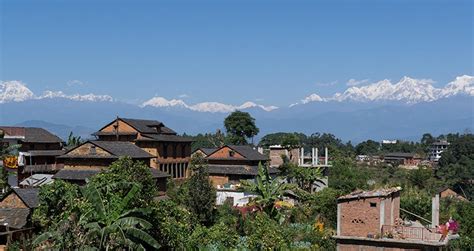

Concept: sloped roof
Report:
left=195, top=148, right=218, bottom=156
left=0, top=127, right=63, bottom=143
left=227, top=145, right=268, bottom=161
left=384, top=152, right=417, bottom=158
left=59, top=141, right=153, bottom=159
left=0, top=208, right=30, bottom=229
left=91, top=141, right=153, bottom=158
left=53, top=169, right=100, bottom=181
left=140, top=134, right=193, bottom=142
left=12, top=188, right=39, bottom=208
left=120, top=118, right=177, bottom=135
left=207, top=164, right=279, bottom=176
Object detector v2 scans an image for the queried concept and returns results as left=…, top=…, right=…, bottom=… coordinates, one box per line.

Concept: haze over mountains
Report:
left=1, top=75, right=473, bottom=142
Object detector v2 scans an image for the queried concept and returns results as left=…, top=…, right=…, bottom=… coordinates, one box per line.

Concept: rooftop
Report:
left=12, top=188, right=39, bottom=208
left=0, top=208, right=30, bottom=229
left=0, top=127, right=63, bottom=143
left=59, top=141, right=154, bottom=159
left=207, top=164, right=279, bottom=176
left=338, top=187, right=402, bottom=201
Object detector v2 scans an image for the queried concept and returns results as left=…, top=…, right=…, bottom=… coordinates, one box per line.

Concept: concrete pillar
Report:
left=300, top=147, right=304, bottom=165
left=325, top=147, right=328, bottom=166
left=315, top=148, right=319, bottom=165
left=380, top=200, right=386, bottom=231
left=432, top=194, right=440, bottom=227
left=337, top=203, right=341, bottom=235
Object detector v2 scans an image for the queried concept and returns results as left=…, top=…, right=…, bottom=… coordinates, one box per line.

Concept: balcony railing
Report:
left=381, top=225, right=442, bottom=242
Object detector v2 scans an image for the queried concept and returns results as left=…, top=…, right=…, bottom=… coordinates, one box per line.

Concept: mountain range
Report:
left=1, top=75, right=473, bottom=142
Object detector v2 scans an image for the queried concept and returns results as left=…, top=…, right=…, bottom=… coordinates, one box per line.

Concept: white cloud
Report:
left=346, top=78, right=369, bottom=86
left=178, top=94, right=189, bottom=98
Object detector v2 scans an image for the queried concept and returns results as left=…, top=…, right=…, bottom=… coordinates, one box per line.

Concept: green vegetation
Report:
left=223, top=110, right=259, bottom=145
left=9, top=128, right=473, bottom=250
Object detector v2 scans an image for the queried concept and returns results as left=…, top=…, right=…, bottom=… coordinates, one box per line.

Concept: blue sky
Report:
left=1, top=0, right=472, bottom=106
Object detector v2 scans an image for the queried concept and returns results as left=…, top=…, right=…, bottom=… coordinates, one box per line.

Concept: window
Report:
left=173, top=144, right=177, bottom=158
left=229, top=150, right=235, bottom=157
left=163, top=144, right=168, bottom=158
left=181, top=145, right=186, bottom=158
left=370, top=202, right=377, bottom=207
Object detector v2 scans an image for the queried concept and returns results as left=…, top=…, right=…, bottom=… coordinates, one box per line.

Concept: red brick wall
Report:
left=208, top=147, right=245, bottom=159
left=340, top=197, right=383, bottom=237
left=337, top=243, right=422, bottom=251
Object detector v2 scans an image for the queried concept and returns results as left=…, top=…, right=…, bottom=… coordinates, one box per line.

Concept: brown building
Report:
left=195, top=145, right=278, bottom=188
left=0, top=127, right=65, bottom=182
left=335, top=187, right=455, bottom=250
left=0, top=188, right=39, bottom=244
left=383, top=152, right=422, bottom=166
left=93, top=118, right=193, bottom=179
left=55, top=140, right=169, bottom=190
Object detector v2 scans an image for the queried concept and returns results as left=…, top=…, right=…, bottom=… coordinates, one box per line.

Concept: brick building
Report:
left=93, top=118, right=193, bottom=179
left=0, top=126, right=65, bottom=183
left=193, top=145, right=279, bottom=206
left=334, top=187, right=456, bottom=250
left=383, top=152, right=422, bottom=167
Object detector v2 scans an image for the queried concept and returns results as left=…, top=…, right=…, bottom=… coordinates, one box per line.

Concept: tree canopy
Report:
left=224, top=111, right=259, bottom=145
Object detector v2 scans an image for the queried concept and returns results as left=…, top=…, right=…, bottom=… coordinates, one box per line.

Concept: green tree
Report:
left=150, top=200, right=194, bottom=249
left=66, top=131, right=83, bottom=147
left=355, top=140, right=381, bottom=155
left=33, top=180, right=81, bottom=228
left=329, top=158, right=369, bottom=194
left=90, top=157, right=157, bottom=206
left=241, top=163, right=294, bottom=218
left=186, top=153, right=216, bottom=225
left=79, top=183, right=159, bottom=250
left=224, top=111, right=259, bottom=145
left=437, top=134, right=474, bottom=200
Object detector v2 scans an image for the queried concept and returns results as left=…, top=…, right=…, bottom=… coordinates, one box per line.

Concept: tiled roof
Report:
left=0, top=127, right=63, bottom=143
left=12, top=188, right=39, bottom=208
left=196, top=148, right=218, bottom=156
left=207, top=164, right=279, bottom=176
left=53, top=169, right=100, bottom=181
left=338, top=187, right=402, bottom=201
left=120, top=118, right=177, bottom=135
left=59, top=141, right=153, bottom=159
left=226, top=145, right=268, bottom=161
left=0, top=208, right=30, bottom=229
left=27, top=150, right=66, bottom=156
left=91, top=141, right=153, bottom=158
left=384, top=152, right=417, bottom=158
left=140, top=134, right=194, bottom=142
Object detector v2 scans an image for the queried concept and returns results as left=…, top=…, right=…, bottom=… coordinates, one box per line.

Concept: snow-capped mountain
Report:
left=297, top=75, right=474, bottom=105
left=141, top=97, right=278, bottom=113
left=0, top=80, right=114, bottom=103
left=0, top=81, right=34, bottom=103
left=39, top=90, right=114, bottom=102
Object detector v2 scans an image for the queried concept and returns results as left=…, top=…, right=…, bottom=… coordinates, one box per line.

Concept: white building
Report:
left=429, top=140, right=450, bottom=162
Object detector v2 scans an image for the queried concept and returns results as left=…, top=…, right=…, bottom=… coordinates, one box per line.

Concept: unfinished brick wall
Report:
left=337, top=243, right=423, bottom=251
left=340, top=197, right=382, bottom=237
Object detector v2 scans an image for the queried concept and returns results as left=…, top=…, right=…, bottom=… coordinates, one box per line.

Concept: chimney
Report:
left=431, top=193, right=440, bottom=227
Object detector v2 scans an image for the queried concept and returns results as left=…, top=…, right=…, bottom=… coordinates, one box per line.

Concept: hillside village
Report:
left=0, top=111, right=472, bottom=250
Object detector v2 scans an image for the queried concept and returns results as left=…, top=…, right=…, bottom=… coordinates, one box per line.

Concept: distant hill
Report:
left=1, top=96, right=472, bottom=143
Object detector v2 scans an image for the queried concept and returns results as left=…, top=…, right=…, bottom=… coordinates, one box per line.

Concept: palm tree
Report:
left=80, top=183, right=160, bottom=250
left=33, top=183, right=160, bottom=250
left=240, top=163, right=295, bottom=218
